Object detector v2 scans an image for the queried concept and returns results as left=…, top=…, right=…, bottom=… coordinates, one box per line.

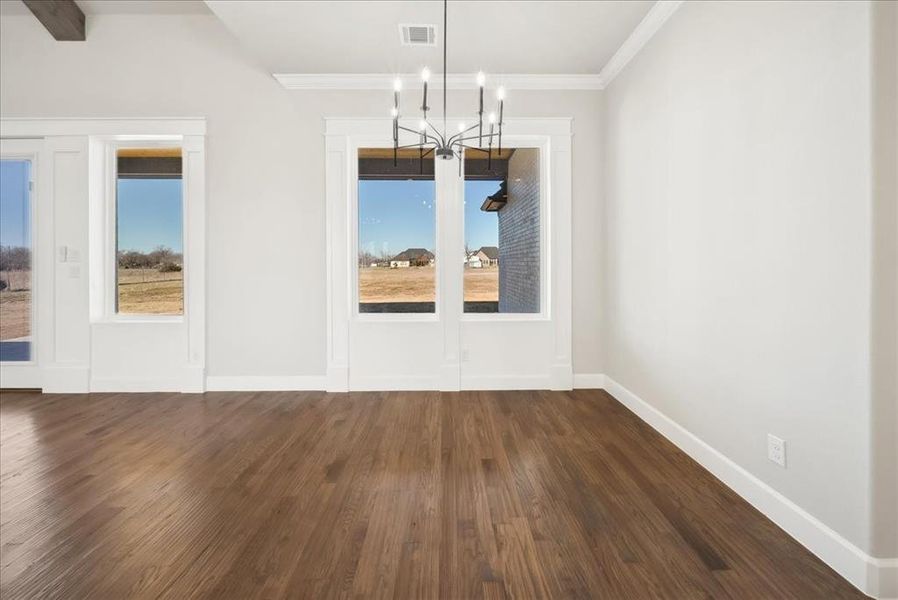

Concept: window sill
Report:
left=93, top=315, right=185, bottom=325
left=460, top=312, right=549, bottom=322
left=354, top=313, right=440, bottom=323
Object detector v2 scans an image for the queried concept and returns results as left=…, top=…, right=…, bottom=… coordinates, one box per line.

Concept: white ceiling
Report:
left=203, top=1, right=655, bottom=75
left=0, top=0, right=210, bottom=15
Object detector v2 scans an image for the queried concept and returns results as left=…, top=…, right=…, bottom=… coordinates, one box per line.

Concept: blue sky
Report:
left=465, top=180, right=501, bottom=250
left=2, top=164, right=182, bottom=254
left=358, top=179, right=501, bottom=257
left=117, top=179, right=183, bottom=253
left=0, top=160, right=31, bottom=248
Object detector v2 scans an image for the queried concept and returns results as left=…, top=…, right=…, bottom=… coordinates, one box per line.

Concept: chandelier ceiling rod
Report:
left=390, top=0, right=506, bottom=170
left=442, top=0, right=447, bottom=136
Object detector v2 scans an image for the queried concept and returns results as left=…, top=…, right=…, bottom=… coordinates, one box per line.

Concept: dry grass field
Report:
left=118, top=268, right=183, bottom=314
left=0, top=269, right=182, bottom=337
left=3, top=266, right=492, bottom=334
left=464, top=266, right=500, bottom=301
left=359, top=266, right=498, bottom=303
left=0, top=271, right=31, bottom=340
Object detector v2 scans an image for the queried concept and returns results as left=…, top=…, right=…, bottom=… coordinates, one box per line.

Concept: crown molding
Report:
left=597, top=0, right=684, bottom=89
left=273, top=73, right=604, bottom=91
left=274, top=2, right=683, bottom=93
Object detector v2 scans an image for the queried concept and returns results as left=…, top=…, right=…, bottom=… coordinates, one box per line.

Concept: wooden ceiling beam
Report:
left=23, top=0, right=85, bottom=41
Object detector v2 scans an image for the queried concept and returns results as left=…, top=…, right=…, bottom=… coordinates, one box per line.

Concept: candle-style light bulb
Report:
left=391, top=107, right=399, bottom=118
left=458, top=122, right=466, bottom=132
left=418, top=119, right=427, bottom=131
left=421, top=68, right=431, bottom=82
left=497, top=87, right=505, bottom=154
left=393, top=78, right=403, bottom=92
left=476, top=72, right=486, bottom=146
left=488, top=112, right=496, bottom=124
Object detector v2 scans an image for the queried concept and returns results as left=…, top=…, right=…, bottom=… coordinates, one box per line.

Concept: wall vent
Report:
left=399, top=24, right=437, bottom=46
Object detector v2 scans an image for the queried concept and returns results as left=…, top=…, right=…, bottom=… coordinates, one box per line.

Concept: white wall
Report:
left=870, top=0, right=898, bottom=564
left=602, top=0, right=894, bottom=579
left=0, top=12, right=603, bottom=379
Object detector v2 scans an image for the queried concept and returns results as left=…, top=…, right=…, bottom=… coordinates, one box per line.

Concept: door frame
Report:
left=324, top=117, right=573, bottom=392
left=0, top=139, right=44, bottom=388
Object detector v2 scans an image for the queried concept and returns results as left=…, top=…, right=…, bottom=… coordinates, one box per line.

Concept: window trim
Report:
left=99, top=137, right=186, bottom=323
left=351, top=139, right=441, bottom=323
left=324, top=117, right=573, bottom=393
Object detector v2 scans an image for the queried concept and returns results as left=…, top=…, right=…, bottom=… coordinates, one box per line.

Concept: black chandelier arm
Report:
left=458, top=144, right=490, bottom=153
left=446, top=122, right=481, bottom=147
left=450, top=131, right=502, bottom=146
left=423, top=120, right=448, bottom=146
left=394, top=141, right=439, bottom=151
left=397, top=125, right=442, bottom=146
left=457, top=143, right=497, bottom=170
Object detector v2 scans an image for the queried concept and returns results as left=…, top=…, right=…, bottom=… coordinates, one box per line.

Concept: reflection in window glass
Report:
left=358, top=148, right=435, bottom=313
left=0, top=159, right=32, bottom=361
left=464, top=148, right=540, bottom=313
left=116, top=148, right=183, bottom=315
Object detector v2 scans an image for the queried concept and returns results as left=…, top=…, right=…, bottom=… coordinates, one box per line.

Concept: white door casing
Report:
left=0, top=139, right=44, bottom=389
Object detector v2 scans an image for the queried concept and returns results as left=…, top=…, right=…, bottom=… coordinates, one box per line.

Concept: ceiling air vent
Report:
left=399, top=24, right=437, bottom=46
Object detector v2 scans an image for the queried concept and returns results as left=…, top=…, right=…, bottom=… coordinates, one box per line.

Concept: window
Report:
left=0, top=159, right=33, bottom=361
left=357, top=148, right=436, bottom=313
left=115, top=148, right=183, bottom=315
left=464, top=147, right=540, bottom=313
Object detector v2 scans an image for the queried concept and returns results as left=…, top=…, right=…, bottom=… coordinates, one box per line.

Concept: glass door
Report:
left=0, top=140, right=39, bottom=387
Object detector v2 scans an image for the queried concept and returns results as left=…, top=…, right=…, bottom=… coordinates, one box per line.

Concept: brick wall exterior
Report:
left=498, top=148, right=540, bottom=313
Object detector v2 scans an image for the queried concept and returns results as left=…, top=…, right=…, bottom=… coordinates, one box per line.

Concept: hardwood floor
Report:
left=0, top=389, right=864, bottom=599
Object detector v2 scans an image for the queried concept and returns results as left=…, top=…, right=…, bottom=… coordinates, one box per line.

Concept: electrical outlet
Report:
left=767, top=434, right=786, bottom=468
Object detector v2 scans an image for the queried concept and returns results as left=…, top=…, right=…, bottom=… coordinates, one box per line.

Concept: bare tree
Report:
left=0, top=245, right=31, bottom=291
left=358, top=249, right=378, bottom=267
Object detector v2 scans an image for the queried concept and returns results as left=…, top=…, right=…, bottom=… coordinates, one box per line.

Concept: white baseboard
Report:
left=90, top=367, right=206, bottom=394
left=460, top=374, right=552, bottom=391
left=0, top=364, right=41, bottom=389
left=181, top=367, right=206, bottom=393
left=873, top=561, right=898, bottom=600
left=549, top=363, right=574, bottom=390
left=348, top=374, right=441, bottom=392
left=326, top=365, right=349, bottom=393
left=42, top=365, right=90, bottom=393
left=90, top=377, right=187, bottom=393
left=205, top=375, right=326, bottom=392
left=573, top=373, right=606, bottom=389
left=603, top=375, right=897, bottom=599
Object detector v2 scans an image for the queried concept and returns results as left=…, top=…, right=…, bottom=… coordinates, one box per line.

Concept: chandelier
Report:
left=390, top=0, right=506, bottom=172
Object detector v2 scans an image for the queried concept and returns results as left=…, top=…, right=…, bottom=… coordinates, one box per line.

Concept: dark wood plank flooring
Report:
left=0, top=389, right=865, bottom=599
